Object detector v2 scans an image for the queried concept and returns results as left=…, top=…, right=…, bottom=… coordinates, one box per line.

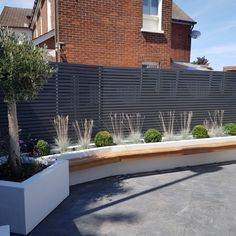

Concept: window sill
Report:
left=143, top=14, right=159, bottom=20
left=141, top=28, right=164, bottom=34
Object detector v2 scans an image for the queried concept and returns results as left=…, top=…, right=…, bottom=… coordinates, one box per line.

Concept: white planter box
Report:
left=0, top=225, right=10, bottom=236
left=0, top=161, right=69, bottom=235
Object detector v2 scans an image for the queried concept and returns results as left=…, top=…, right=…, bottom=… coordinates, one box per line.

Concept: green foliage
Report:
left=95, top=131, right=113, bottom=147
left=224, top=123, right=236, bottom=136
left=192, top=56, right=209, bottom=65
left=144, top=129, right=162, bottom=143
left=192, top=125, right=209, bottom=139
left=0, top=163, right=47, bottom=182
left=0, top=27, right=55, bottom=103
left=36, top=140, right=50, bottom=156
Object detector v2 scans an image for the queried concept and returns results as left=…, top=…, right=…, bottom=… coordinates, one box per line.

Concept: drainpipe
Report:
left=189, top=22, right=197, bottom=62
left=54, top=0, right=60, bottom=62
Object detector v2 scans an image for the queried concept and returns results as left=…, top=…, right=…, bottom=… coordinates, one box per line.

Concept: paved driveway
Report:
left=13, top=162, right=236, bottom=236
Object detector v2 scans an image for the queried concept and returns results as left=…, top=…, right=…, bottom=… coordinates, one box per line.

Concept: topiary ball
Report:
left=224, top=123, right=236, bottom=136
left=192, top=125, right=209, bottom=139
left=95, top=131, right=113, bottom=147
left=36, top=140, right=50, bottom=156
left=144, top=129, right=162, bottom=143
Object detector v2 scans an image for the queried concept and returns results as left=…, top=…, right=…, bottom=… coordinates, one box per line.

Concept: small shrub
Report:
left=95, top=131, right=113, bottom=147
left=37, top=140, right=50, bottom=156
left=224, top=123, right=236, bottom=136
left=144, top=129, right=162, bottom=143
left=192, top=125, right=209, bottom=139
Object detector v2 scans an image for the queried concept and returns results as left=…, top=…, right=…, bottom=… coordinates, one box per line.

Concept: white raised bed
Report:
left=43, top=136, right=236, bottom=186
left=0, top=225, right=10, bottom=236
left=0, top=161, right=69, bottom=235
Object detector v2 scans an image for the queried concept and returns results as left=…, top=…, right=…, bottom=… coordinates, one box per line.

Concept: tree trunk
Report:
left=7, top=100, right=21, bottom=174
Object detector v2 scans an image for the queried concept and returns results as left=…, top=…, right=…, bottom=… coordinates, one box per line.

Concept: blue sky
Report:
left=175, top=0, right=236, bottom=71
left=0, top=0, right=34, bottom=11
left=1, top=0, right=236, bottom=71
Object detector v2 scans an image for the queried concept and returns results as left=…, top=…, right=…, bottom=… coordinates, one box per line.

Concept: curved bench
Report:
left=70, top=141, right=236, bottom=172
left=68, top=138, right=236, bottom=185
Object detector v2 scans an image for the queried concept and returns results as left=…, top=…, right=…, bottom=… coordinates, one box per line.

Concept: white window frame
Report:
left=40, top=14, right=43, bottom=35
left=141, top=0, right=163, bottom=34
left=47, top=0, right=52, bottom=32
left=143, top=0, right=158, bottom=16
left=35, top=21, right=38, bottom=38
left=142, top=62, right=160, bottom=69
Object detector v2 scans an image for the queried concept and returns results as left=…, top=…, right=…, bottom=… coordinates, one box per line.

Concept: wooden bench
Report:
left=69, top=141, right=236, bottom=172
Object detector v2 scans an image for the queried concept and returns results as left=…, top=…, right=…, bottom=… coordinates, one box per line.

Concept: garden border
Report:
left=44, top=136, right=236, bottom=185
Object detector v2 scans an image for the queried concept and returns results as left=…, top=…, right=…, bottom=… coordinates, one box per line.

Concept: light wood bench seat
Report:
left=69, top=141, right=236, bottom=172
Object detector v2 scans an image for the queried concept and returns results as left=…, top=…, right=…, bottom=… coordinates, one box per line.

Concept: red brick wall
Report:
left=57, top=0, right=173, bottom=68
left=171, top=22, right=191, bottom=62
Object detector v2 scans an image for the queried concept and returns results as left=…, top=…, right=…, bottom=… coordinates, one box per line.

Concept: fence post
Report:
left=73, top=74, right=78, bottom=121
left=98, top=66, right=103, bottom=131
left=175, top=70, right=180, bottom=96
left=55, top=64, right=59, bottom=115
left=140, top=68, right=143, bottom=92
left=156, top=69, right=161, bottom=94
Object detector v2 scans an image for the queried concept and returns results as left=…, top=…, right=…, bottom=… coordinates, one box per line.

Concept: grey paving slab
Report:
left=12, top=162, right=236, bottom=236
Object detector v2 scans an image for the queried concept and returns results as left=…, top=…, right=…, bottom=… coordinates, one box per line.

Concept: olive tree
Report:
left=0, top=28, right=54, bottom=174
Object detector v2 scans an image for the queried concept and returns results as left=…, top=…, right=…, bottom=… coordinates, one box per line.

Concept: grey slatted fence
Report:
left=1, top=63, right=236, bottom=143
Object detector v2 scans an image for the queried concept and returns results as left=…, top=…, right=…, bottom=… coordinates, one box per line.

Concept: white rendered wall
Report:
left=0, top=225, right=10, bottom=236
left=0, top=161, right=69, bottom=235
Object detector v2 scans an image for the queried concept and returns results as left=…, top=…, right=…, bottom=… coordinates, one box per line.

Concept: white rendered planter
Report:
left=42, top=136, right=236, bottom=186
left=0, top=161, right=69, bottom=235
left=0, top=225, right=10, bottom=236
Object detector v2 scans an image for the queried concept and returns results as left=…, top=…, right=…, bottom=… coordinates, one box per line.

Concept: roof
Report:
left=172, top=2, right=196, bottom=24
left=172, top=61, right=212, bottom=71
left=0, top=6, right=32, bottom=28
left=223, top=66, right=236, bottom=72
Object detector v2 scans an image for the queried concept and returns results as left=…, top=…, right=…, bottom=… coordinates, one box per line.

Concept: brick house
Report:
left=31, top=0, right=196, bottom=68
left=0, top=6, right=32, bottom=38
left=224, top=66, right=236, bottom=72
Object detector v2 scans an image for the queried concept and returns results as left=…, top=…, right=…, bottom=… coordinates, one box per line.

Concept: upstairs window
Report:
left=143, top=0, right=158, bottom=16
left=142, top=0, right=163, bottom=33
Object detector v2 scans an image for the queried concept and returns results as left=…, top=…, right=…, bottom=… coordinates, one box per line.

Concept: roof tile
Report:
left=172, top=2, right=196, bottom=24
left=0, top=6, right=32, bottom=28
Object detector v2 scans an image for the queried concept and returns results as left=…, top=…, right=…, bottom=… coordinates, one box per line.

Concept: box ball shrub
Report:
left=95, top=131, right=113, bottom=147
left=144, top=129, right=162, bottom=143
left=224, top=123, right=236, bottom=136
left=36, top=140, right=50, bottom=156
left=192, top=125, right=209, bottom=139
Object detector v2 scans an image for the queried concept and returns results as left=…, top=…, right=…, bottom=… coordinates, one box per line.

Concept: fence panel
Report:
left=0, top=75, right=57, bottom=142
left=1, top=63, right=236, bottom=144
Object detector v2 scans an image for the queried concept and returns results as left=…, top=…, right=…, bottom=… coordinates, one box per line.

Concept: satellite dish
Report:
left=190, top=30, right=201, bottom=39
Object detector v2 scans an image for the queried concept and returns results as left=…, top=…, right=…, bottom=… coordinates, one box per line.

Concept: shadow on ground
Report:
left=11, top=161, right=231, bottom=236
